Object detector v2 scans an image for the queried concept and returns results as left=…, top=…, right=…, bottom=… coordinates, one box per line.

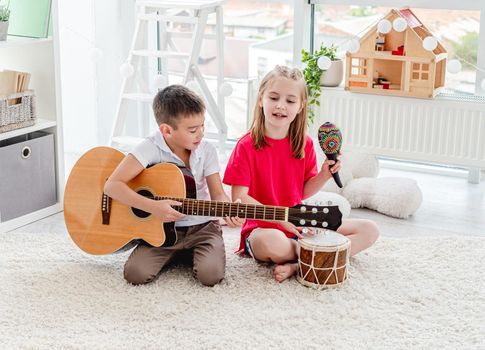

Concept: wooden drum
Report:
left=297, top=230, right=350, bottom=289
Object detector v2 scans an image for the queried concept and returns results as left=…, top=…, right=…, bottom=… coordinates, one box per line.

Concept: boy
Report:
left=104, top=85, right=242, bottom=286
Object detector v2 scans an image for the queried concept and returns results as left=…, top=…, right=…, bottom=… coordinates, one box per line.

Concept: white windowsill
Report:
left=321, top=86, right=485, bottom=104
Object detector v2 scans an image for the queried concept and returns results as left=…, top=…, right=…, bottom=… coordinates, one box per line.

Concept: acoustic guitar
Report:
left=64, top=147, right=342, bottom=255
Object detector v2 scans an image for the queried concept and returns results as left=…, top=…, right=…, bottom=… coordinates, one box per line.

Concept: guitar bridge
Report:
left=101, top=192, right=112, bottom=225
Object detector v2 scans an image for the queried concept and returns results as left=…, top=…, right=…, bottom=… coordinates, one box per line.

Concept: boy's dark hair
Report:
left=152, top=85, right=205, bottom=128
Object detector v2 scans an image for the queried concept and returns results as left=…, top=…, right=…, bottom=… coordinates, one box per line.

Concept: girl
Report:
left=223, top=65, right=379, bottom=282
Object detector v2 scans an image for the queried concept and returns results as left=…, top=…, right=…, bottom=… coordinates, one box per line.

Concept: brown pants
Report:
left=124, top=220, right=225, bottom=286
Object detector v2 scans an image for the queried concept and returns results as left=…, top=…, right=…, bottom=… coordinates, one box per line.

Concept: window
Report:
left=223, top=1, right=295, bottom=138
left=351, top=58, right=367, bottom=76
left=144, top=1, right=295, bottom=140
left=412, top=63, right=430, bottom=81
left=295, top=1, right=484, bottom=96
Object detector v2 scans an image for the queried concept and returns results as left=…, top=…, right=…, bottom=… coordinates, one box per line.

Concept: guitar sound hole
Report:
left=131, top=189, right=153, bottom=218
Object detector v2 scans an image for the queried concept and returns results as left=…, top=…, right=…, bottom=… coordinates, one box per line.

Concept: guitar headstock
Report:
left=287, top=203, right=342, bottom=230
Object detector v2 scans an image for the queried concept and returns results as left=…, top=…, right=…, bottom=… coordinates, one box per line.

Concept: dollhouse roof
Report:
left=358, top=8, right=446, bottom=56
left=398, top=9, right=421, bottom=29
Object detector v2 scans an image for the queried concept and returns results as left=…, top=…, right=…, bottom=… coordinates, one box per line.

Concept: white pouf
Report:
left=342, top=177, right=422, bottom=218
left=318, top=151, right=380, bottom=194
left=344, top=151, right=380, bottom=178
left=304, top=191, right=351, bottom=218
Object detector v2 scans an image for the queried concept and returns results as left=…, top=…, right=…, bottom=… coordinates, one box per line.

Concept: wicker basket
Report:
left=0, top=90, right=37, bottom=133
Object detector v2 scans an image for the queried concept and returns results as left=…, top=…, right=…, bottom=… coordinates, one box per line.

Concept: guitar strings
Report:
left=145, top=195, right=337, bottom=223
left=141, top=195, right=339, bottom=226
left=156, top=196, right=336, bottom=212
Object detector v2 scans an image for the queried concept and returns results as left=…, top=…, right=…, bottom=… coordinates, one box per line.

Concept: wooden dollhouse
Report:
left=345, top=8, right=447, bottom=98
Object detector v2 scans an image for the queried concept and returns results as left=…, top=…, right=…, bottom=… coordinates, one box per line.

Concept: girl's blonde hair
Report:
left=250, top=65, right=308, bottom=159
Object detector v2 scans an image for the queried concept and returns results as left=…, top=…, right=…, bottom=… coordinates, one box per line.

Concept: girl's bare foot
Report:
left=274, top=263, right=297, bottom=282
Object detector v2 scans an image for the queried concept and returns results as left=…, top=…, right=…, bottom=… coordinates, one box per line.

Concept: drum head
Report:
left=300, top=230, right=349, bottom=248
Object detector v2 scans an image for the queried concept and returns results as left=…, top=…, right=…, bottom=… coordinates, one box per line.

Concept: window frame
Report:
left=351, top=58, right=367, bottom=77
left=293, top=0, right=485, bottom=95
left=412, top=63, right=430, bottom=81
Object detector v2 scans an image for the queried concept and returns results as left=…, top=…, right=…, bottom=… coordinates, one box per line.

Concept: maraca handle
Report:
left=326, top=153, right=343, bottom=188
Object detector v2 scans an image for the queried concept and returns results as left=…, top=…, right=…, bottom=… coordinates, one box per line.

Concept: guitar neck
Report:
left=158, top=196, right=287, bottom=222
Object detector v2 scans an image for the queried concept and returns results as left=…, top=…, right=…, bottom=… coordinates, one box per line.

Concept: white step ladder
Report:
left=111, top=0, right=228, bottom=152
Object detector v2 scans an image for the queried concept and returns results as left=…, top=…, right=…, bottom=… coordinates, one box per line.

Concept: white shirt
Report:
left=130, top=131, right=220, bottom=227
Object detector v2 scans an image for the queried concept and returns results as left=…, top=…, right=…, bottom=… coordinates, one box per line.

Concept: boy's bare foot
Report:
left=274, top=263, right=297, bottom=282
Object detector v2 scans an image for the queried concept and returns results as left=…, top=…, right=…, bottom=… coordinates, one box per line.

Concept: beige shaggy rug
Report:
left=0, top=227, right=484, bottom=349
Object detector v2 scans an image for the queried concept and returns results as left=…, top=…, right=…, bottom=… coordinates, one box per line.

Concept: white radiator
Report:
left=314, top=89, right=485, bottom=169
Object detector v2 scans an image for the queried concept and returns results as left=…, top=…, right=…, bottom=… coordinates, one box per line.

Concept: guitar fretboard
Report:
left=156, top=196, right=287, bottom=221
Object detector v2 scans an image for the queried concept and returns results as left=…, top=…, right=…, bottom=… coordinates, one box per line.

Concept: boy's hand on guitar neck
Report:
left=149, top=199, right=185, bottom=222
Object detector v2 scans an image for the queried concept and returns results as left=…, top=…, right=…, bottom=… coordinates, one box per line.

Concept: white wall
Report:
left=94, top=1, right=136, bottom=147
left=57, top=0, right=96, bottom=153
left=58, top=0, right=135, bottom=154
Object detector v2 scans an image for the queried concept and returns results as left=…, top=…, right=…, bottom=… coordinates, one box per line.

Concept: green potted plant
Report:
left=301, top=44, right=342, bottom=123
left=0, top=0, right=10, bottom=41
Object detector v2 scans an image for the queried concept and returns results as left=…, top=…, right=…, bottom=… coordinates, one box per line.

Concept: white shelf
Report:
left=0, top=118, right=57, bottom=141
left=0, top=202, right=62, bottom=233
left=0, top=0, right=64, bottom=233
left=0, top=36, right=52, bottom=49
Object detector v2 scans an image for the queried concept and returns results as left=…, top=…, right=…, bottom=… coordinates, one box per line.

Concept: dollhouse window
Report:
left=351, top=58, right=367, bottom=76
left=411, top=62, right=430, bottom=81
